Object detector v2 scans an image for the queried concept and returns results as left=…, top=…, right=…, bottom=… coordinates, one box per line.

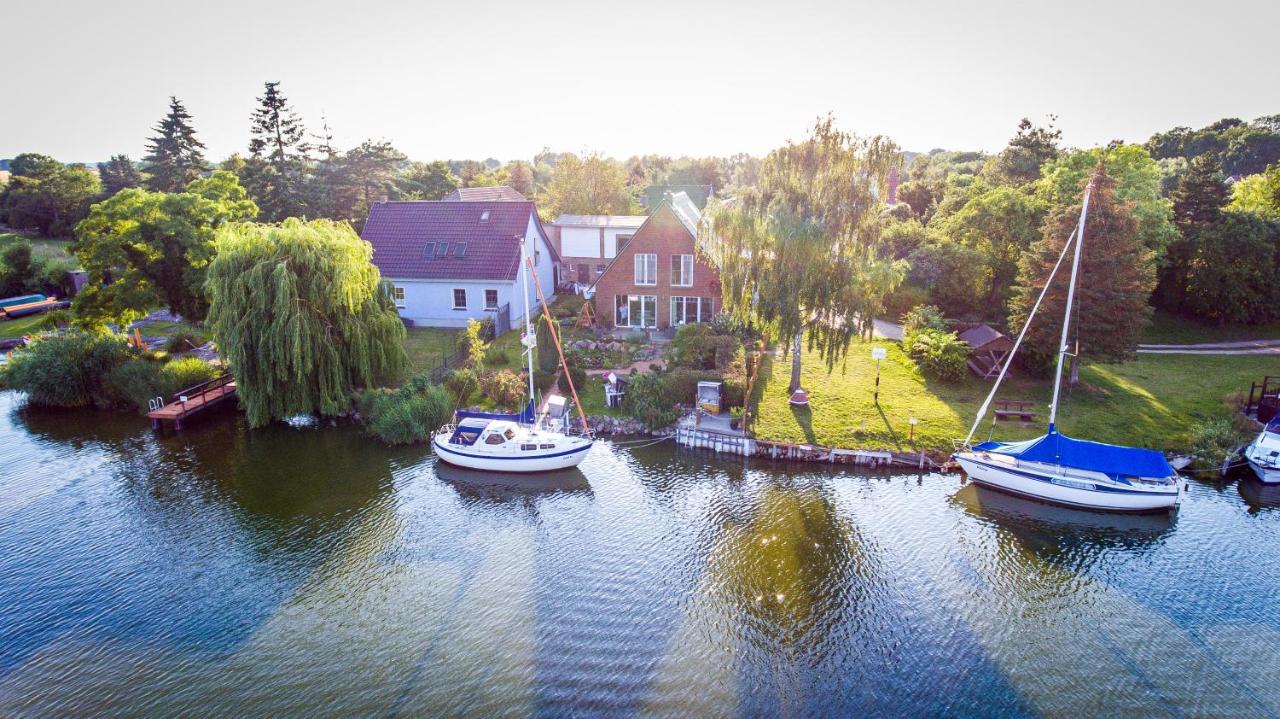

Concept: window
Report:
left=484, top=289, right=498, bottom=309
left=453, top=242, right=467, bottom=257
left=671, top=254, right=694, bottom=287
left=452, top=288, right=467, bottom=309
left=634, top=253, right=657, bottom=285
left=699, top=297, right=715, bottom=322
left=422, top=242, right=436, bottom=259
left=670, top=297, right=716, bottom=325
left=435, top=242, right=449, bottom=258
left=595, top=264, right=606, bottom=277
left=480, top=210, right=490, bottom=222
left=615, top=234, right=632, bottom=254
left=521, top=443, right=538, bottom=451
left=485, top=432, right=505, bottom=445
left=392, top=286, right=406, bottom=308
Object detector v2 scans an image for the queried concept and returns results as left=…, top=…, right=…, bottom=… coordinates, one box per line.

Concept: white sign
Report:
left=871, top=347, right=887, bottom=361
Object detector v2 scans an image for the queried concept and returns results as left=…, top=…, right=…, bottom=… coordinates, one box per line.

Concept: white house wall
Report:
left=560, top=227, right=600, bottom=258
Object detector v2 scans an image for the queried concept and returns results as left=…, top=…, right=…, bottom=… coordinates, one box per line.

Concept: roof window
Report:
left=480, top=210, right=490, bottom=223
left=422, top=242, right=436, bottom=259
left=435, top=242, right=450, bottom=258
left=453, top=242, right=467, bottom=257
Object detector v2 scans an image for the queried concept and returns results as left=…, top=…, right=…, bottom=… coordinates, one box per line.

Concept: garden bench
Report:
left=993, top=400, right=1035, bottom=422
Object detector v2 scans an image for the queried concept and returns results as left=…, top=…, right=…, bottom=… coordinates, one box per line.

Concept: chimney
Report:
left=887, top=167, right=899, bottom=205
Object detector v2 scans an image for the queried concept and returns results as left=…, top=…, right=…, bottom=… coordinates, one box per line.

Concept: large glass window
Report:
left=670, top=296, right=715, bottom=325
left=634, top=253, right=657, bottom=286
left=699, top=296, right=715, bottom=322
left=618, top=294, right=656, bottom=328
left=671, top=254, right=694, bottom=287
left=452, top=288, right=467, bottom=309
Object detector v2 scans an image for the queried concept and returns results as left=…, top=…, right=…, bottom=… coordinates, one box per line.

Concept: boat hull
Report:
left=954, top=452, right=1183, bottom=513
left=1247, top=459, right=1280, bottom=484
left=432, top=435, right=592, bottom=472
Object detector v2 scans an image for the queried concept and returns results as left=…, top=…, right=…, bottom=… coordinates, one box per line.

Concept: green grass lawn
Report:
left=1142, top=309, right=1280, bottom=344
left=750, top=336, right=1276, bottom=454
left=402, top=328, right=460, bottom=375
left=0, top=232, right=77, bottom=264
left=0, top=312, right=51, bottom=340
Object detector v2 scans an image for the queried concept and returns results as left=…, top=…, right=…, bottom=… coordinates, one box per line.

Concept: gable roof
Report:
left=958, top=324, right=1006, bottom=348
left=588, top=196, right=702, bottom=290
left=443, top=185, right=527, bottom=202
left=644, top=184, right=713, bottom=210
left=361, top=200, right=551, bottom=282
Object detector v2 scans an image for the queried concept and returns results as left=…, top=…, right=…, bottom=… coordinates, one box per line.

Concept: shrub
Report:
left=163, top=356, right=220, bottom=391
left=883, top=284, right=931, bottom=321
left=903, top=328, right=970, bottom=381
left=456, top=319, right=490, bottom=369
left=533, top=369, right=557, bottom=393
left=552, top=294, right=584, bottom=319
left=479, top=369, right=526, bottom=409
left=2, top=331, right=135, bottom=407
left=102, top=358, right=169, bottom=411
left=164, top=329, right=206, bottom=354
left=485, top=349, right=510, bottom=366
left=563, top=364, right=587, bottom=395
left=622, top=372, right=682, bottom=430
left=444, top=367, right=477, bottom=404
left=1188, top=416, right=1254, bottom=465
left=670, top=323, right=740, bottom=370
left=901, top=304, right=948, bottom=336
left=358, top=383, right=453, bottom=445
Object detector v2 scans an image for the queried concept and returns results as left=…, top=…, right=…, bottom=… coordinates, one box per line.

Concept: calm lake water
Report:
left=1, top=389, right=1279, bottom=718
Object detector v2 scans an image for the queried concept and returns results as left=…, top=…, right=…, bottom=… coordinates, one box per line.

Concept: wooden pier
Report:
left=147, top=373, right=237, bottom=430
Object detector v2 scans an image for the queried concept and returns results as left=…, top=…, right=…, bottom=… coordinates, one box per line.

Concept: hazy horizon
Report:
left=4, top=0, right=1278, bottom=164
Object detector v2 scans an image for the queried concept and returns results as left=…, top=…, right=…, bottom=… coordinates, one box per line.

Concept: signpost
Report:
left=871, top=346, right=887, bottom=405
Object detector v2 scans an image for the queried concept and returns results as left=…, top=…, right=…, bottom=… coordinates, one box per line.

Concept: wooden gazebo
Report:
left=959, top=324, right=1013, bottom=380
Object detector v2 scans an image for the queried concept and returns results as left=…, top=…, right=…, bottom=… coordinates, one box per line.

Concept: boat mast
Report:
left=520, top=234, right=537, bottom=416
left=1048, top=180, right=1093, bottom=431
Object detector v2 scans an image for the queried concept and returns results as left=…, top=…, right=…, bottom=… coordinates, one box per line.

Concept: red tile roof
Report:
left=361, top=201, right=545, bottom=281
left=443, top=185, right=527, bottom=202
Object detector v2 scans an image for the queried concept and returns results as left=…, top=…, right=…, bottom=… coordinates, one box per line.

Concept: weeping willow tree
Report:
left=708, top=117, right=907, bottom=391
left=205, top=218, right=407, bottom=427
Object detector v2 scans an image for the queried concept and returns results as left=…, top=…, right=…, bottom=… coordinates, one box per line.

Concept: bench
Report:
left=993, top=400, right=1035, bottom=422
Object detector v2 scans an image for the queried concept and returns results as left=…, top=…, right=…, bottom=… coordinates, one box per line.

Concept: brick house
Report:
left=590, top=192, right=720, bottom=331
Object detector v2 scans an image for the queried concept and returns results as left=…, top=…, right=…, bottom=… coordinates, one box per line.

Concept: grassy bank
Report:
left=0, top=232, right=77, bottom=264
left=750, top=337, right=1274, bottom=454
left=0, top=312, right=50, bottom=340
left=1143, top=310, right=1280, bottom=344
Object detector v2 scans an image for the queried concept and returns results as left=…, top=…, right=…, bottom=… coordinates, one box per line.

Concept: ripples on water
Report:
left=1, top=390, right=1278, bottom=718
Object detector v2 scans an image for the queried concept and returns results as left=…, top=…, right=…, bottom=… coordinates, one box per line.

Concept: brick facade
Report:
left=591, top=204, right=720, bottom=330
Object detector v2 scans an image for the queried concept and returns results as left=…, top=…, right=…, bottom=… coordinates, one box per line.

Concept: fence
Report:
left=1246, top=375, right=1280, bottom=424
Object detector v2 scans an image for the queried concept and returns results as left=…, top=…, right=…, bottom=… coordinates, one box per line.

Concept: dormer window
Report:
left=480, top=210, right=490, bottom=223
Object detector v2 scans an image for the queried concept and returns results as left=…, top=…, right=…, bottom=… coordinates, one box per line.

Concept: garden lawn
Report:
left=1143, top=309, right=1280, bottom=344
left=0, top=312, right=49, bottom=340
left=402, top=328, right=459, bottom=376
left=0, top=232, right=77, bottom=264
left=750, top=336, right=1277, bottom=454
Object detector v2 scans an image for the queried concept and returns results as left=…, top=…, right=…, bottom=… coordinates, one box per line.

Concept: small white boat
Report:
left=1244, top=418, right=1280, bottom=484
left=433, top=417, right=592, bottom=472
left=952, top=176, right=1184, bottom=513
left=431, top=235, right=593, bottom=473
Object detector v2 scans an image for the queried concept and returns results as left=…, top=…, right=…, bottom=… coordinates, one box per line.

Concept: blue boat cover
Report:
left=974, top=428, right=1174, bottom=478
left=455, top=399, right=535, bottom=425
left=1267, top=417, right=1280, bottom=434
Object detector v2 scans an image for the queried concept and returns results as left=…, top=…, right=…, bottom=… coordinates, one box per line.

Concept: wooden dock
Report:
left=148, top=373, right=237, bottom=430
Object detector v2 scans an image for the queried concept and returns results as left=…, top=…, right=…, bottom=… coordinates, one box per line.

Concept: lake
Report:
left=1, top=390, right=1278, bottom=718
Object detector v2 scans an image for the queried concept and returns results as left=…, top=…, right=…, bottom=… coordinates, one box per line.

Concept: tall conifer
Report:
left=143, top=97, right=207, bottom=192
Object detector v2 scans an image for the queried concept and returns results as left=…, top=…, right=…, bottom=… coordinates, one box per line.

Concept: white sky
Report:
left=3, top=0, right=1277, bottom=164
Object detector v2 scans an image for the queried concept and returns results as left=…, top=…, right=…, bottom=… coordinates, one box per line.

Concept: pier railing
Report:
left=172, top=372, right=235, bottom=408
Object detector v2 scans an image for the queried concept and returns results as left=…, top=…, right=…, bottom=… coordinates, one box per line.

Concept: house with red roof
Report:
left=590, top=192, right=721, bottom=332
left=361, top=200, right=558, bottom=329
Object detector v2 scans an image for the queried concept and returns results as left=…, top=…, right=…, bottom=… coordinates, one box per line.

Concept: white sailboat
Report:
left=1244, top=418, right=1280, bottom=484
left=431, top=237, right=593, bottom=472
left=952, top=179, right=1185, bottom=513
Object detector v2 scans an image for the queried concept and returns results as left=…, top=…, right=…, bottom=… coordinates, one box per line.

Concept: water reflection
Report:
left=1238, top=476, right=1280, bottom=512
left=434, top=462, right=592, bottom=506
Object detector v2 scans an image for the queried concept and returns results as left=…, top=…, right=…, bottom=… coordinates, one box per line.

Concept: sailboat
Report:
left=431, top=237, right=594, bottom=472
left=952, top=179, right=1186, bottom=513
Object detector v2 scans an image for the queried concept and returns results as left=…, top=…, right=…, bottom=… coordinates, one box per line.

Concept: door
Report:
left=577, top=263, right=590, bottom=284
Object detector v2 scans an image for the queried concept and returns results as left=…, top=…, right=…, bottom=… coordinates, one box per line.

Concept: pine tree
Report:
left=1008, top=165, right=1155, bottom=372
left=244, top=81, right=312, bottom=220
left=143, top=97, right=207, bottom=192
left=205, top=218, right=407, bottom=427
left=1158, top=154, right=1230, bottom=309
left=98, top=154, right=144, bottom=195
left=249, top=81, right=309, bottom=164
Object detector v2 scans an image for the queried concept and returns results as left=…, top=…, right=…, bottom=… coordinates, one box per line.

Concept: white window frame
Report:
left=484, top=289, right=499, bottom=310
left=392, top=285, right=406, bottom=308
left=618, top=294, right=656, bottom=328
left=671, top=254, right=694, bottom=287
left=634, top=253, right=657, bottom=286
left=452, top=288, right=467, bottom=310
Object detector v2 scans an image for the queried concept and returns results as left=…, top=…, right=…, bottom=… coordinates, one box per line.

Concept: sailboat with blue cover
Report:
left=952, top=178, right=1185, bottom=512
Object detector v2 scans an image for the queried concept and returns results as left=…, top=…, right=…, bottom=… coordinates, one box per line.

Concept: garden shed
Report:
left=959, top=324, right=1013, bottom=380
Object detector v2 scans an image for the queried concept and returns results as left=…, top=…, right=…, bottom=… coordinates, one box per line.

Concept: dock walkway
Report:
left=148, top=374, right=237, bottom=430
